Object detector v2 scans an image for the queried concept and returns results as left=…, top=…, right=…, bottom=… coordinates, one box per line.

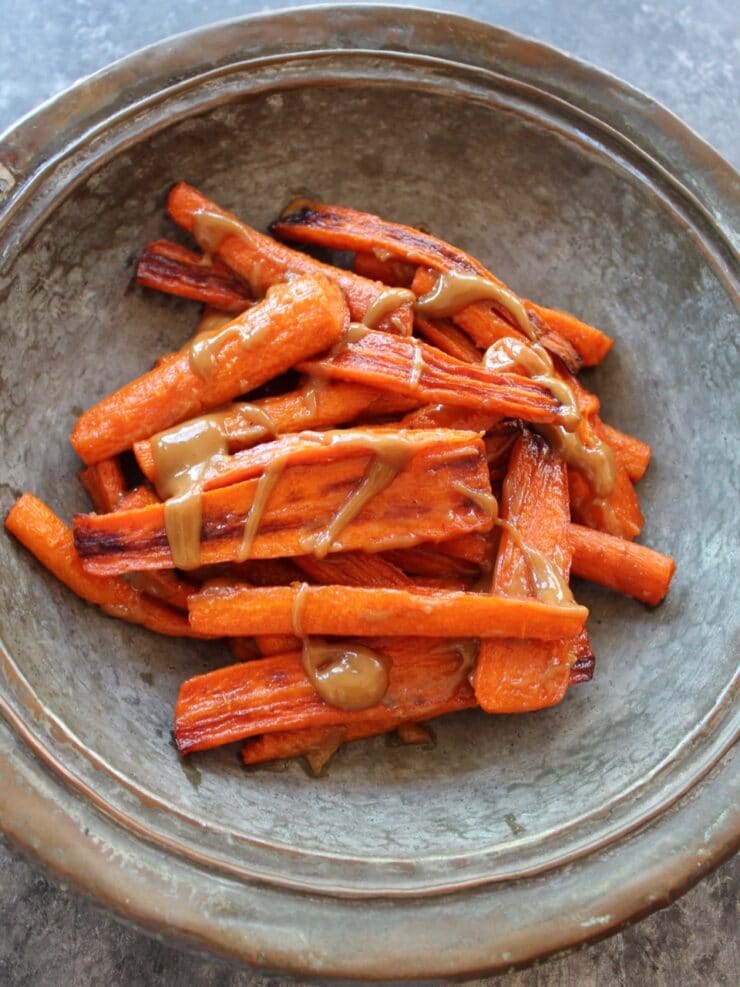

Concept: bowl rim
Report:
left=0, top=4, right=738, bottom=980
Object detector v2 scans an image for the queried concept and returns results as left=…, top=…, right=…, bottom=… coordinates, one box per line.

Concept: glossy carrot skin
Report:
left=595, top=419, right=651, bottom=483
left=294, top=550, right=414, bottom=589
left=78, top=458, right=127, bottom=512
left=167, top=183, right=413, bottom=334
left=70, top=274, right=348, bottom=464
left=413, top=314, right=482, bottom=363
left=188, top=582, right=588, bottom=639
left=569, top=523, right=675, bottom=605
left=176, top=637, right=479, bottom=753
left=5, top=494, right=204, bottom=637
left=134, top=382, right=417, bottom=483
left=136, top=239, right=252, bottom=312
left=353, top=251, right=415, bottom=287
left=474, top=433, right=576, bottom=712
left=74, top=437, right=495, bottom=574
left=299, top=330, right=568, bottom=425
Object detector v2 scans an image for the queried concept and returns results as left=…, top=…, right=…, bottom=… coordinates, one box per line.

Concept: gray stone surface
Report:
left=0, top=1, right=737, bottom=985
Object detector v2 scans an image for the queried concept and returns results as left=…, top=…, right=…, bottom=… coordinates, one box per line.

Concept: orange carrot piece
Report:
left=78, top=458, right=127, bottom=512
left=255, top=634, right=301, bottom=656
left=299, top=330, right=568, bottom=425
left=134, top=381, right=417, bottom=483
left=400, top=402, right=501, bottom=433
left=568, top=462, right=644, bottom=540
left=167, top=183, right=413, bottom=335
left=5, top=494, right=205, bottom=637
left=116, top=486, right=160, bottom=512
left=595, top=418, right=651, bottom=483
left=294, top=550, right=414, bottom=589
left=188, top=583, right=588, bottom=640
left=383, top=547, right=479, bottom=581
left=74, top=436, right=495, bottom=574
left=474, top=432, right=575, bottom=712
left=228, top=637, right=261, bottom=661
left=567, top=628, right=596, bottom=684
left=70, top=274, right=348, bottom=464
left=435, top=533, right=491, bottom=565
left=353, top=251, right=415, bottom=287
left=413, top=314, right=482, bottom=363
left=176, top=637, right=478, bottom=753
left=136, top=239, right=252, bottom=312
left=569, top=523, right=675, bottom=605
left=525, top=301, right=613, bottom=367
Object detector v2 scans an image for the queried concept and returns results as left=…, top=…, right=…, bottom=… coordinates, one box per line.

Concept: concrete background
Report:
left=0, top=1, right=737, bottom=984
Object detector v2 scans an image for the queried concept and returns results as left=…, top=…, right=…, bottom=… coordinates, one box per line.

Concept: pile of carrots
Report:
left=5, top=183, right=675, bottom=775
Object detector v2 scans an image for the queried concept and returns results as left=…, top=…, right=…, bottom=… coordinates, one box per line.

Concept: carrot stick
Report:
left=228, top=637, right=261, bottom=661
left=175, top=637, right=479, bottom=753
left=78, top=458, right=127, bottom=512
left=474, top=432, right=576, bottom=712
left=294, top=550, right=414, bottom=589
left=383, top=547, right=479, bottom=581
left=167, top=183, right=413, bottom=335
left=5, top=494, right=205, bottom=637
left=188, top=583, right=587, bottom=639
left=299, top=330, right=569, bottom=425
left=434, top=533, right=492, bottom=565
left=595, top=418, right=651, bottom=483
left=569, top=523, right=675, bottom=605
left=272, top=204, right=607, bottom=368
left=568, top=462, right=644, bottom=540
left=74, top=436, right=495, bottom=574
left=413, top=314, right=482, bottom=363
left=134, top=381, right=417, bottom=483
left=254, top=633, right=301, bottom=656
left=70, top=274, right=348, bottom=464
left=116, top=486, right=161, bottom=511
left=400, top=402, right=501, bottom=432
left=353, top=251, right=415, bottom=287
left=568, top=628, right=596, bottom=684
left=136, top=239, right=252, bottom=312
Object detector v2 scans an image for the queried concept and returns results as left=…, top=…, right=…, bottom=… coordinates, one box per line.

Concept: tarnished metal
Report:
left=0, top=6, right=737, bottom=980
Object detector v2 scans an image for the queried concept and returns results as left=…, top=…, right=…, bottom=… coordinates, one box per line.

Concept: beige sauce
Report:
left=539, top=424, right=616, bottom=499
left=496, top=518, right=574, bottom=605
left=238, top=453, right=290, bottom=561
left=409, top=338, right=426, bottom=389
left=362, top=288, right=416, bottom=329
left=430, top=638, right=481, bottom=691
left=330, top=321, right=369, bottom=357
left=291, top=581, right=310, bottom=636
left=193, top=310, right=234, bottom=339
left=189, top=313, right=272, bottom=380
left=452, top=481, right=499, bottom=519
left=152, top=418, right=230, bottom=569
left=415, top=270, right=534, bottom=339
left=192, top=209, right=249, bottom=253
left=301, top=638, right=390, bottom=711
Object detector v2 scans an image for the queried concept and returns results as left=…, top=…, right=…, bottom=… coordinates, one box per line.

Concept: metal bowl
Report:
left=0, top=6, right=737, bottom=981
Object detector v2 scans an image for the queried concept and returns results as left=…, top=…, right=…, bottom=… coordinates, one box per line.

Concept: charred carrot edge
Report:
left=136, top=240, right=252, bottom=312
left=70, top=274, right=348, bottom=464
left=595, top=418, right=651, bottom=483
left=294, top=550, right=414, bottom=589
left=78, top=458, right=127, bottom=513
left=567, top=627, right=596, bottom=684
left=413, top=314, right=482, bottom=363
left=116, top=486, right=160, bottom=511
left=525, top=301, right=613, bottom=367
left=188, top=583, right=588, bottom=640
left=272, top=204, right=605, bottom=369
left=134, top=381, right=418, bottom=483
left=353, top=251, right=415, bottom=287
left=255, top=634, right=302, bottom=656
left=383, top=547, right=479, bottom=580
left=5, top=494, right=207, bottom=638
left=175, top=637, right=478, bottom=752
left=167, top=182, right=413, bottom=335
left=299, top=330, right=568, bottom=425
left=569, top=523, right=675, bottom=606
left=474, top=432, right=576, bottom=712
left=74, top=438, right=495, bottom=574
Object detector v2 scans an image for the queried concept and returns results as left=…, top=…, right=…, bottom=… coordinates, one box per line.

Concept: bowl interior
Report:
left=0, top=79, right=736, bottom=886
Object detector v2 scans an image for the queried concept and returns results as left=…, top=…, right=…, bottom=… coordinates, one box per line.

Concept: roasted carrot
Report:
left=134, top=381, right=417, bottom=483
left=568, top=462, right=644, bottom=540
left=228, top=637, right=261, bottom=661
left=167, top=183, right=414, bottom=335
left=294, top=550, right=414, bottom=589
left=474, top=432, right=576, bottom=712
left=400, top=402, right=501, bottom=432
left=299, top=330, right=569, bottom=425
left=353, top=251, right=415, bottom=287
left=569, top=523, right=675, bottom=605
left=272, top=203, right=608, bottom=368
left=243, top=722, right=400, bottom=771
left=434, top=533, right=492, bottom=565
left=254, top=634, right=301, bottom=656
left=568, top=628, right=596, bottom=684
left=70, top=274, right=348, bottom=464
left=383, top=547, right=479, bottom=581
left=136, top=239, right=252, bottom=312
left=188, top=583, right=587, bottom=640
left=74, top=436, right=495, bottom=574
left=413, top=314, right=482, bottom=363
left=595, top=418, right=651, bottom=483
left=176, top=637, right=479, bottom=753
left=78, top=458, right=127, bottom=512
left=5, top=494, right=205, bottom=637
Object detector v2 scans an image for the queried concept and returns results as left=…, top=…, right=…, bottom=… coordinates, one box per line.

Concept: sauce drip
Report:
left=238, top=453, right=290, bottom=561
left=188, top=313, right=272, bottom=380
left=291, top=581, right=390, bottom=711
left=192, top=208, right=266, bottom=297
left=362, top=288, right=416, bottom=331
left=415, top=270, right=534, bottom=339
left=152, top=418, right=229, bottom=569
left=484, top=336, right=615, bottom=495
left=430, top=638, right=481, bottom=692
left=495, top=518, right=574, bottom=605
left=452, top=482, right=499, bottom=518
left=331, top=321, right=370, bottom=355
left=192, top=310, right=234, bottom=339
left=409, top=338, right=426, bottom=389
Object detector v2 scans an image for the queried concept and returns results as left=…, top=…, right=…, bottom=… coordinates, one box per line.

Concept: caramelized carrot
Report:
left=568, top=628, right=596, bottom=684
left=5, top=494, right=205, bottom=637
left=568, top=462, right=644, bottom=540
left=400, top=403, right=501, bottom=432
left=294, top=550, right=414, bottom=589
left=474, top=433, right=576, bottom=712
left=299, top=330, right=569, bottom=425
left=383, top=547, right=479, bottom=581
left=70, top=274, right=348, bottom=464
left=569, top=523, right=675, bottom=605
left=228, top=637, right=261, bottom=661
left=167, top=183, right=413, bottom=335
left=74, top=437, right=495, bottom=574
left=78, top=458, right=127, bottom=512
left=188, top=583, right=587, bottom=640
left=435, top=533, right=491, bottom=565
left=413, top=314, right=482, bottom=363
left=134, top=382, right=417, bottom=483
left=255, top=634, right=301, bottom=656
left=136, top=239, right=252, bottom=312
left=176, top=637, right=479, bottom=753
left=243, top=721, right=402, bottom=770
left=595, top=418, right=651, bottom=483
left=525, top=301, right=613, bottom=367
left=353, top=251, right=415, bottom=286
